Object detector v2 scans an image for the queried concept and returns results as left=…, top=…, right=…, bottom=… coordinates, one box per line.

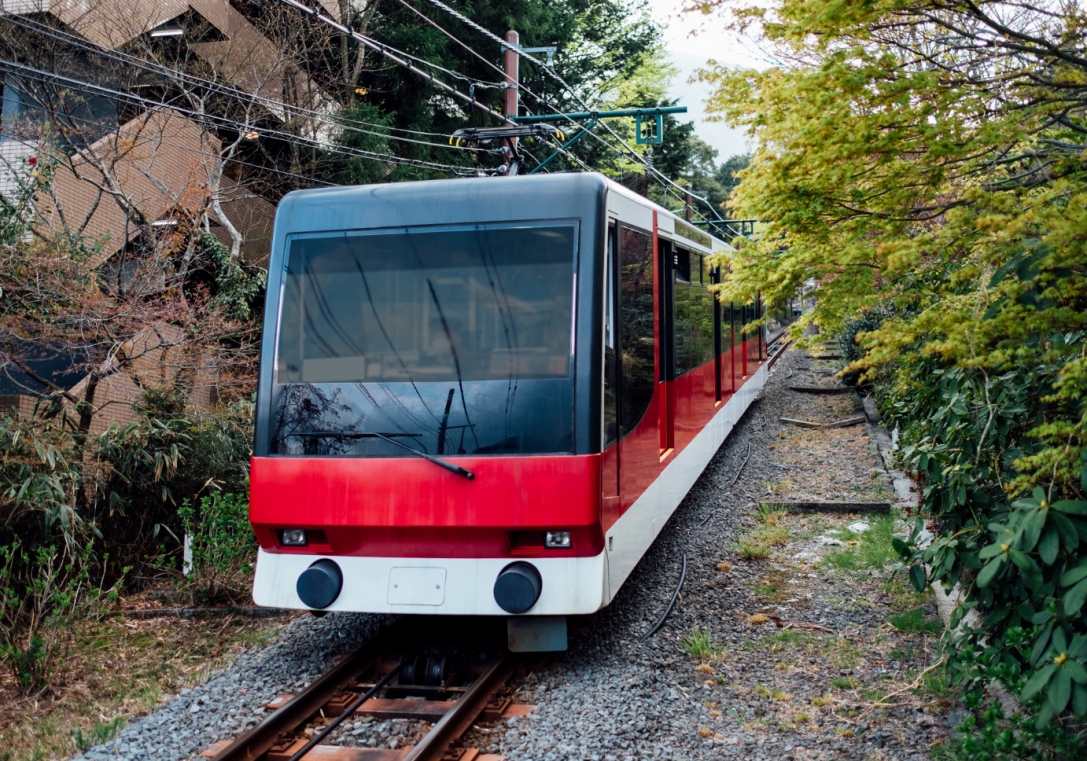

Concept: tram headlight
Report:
left=544, top=530, right=572, bottom=549
left=280, top=528, right=308, bottom=546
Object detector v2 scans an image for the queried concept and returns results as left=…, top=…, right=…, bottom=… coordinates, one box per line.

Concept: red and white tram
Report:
left=249, top=173, right=778, bottom=649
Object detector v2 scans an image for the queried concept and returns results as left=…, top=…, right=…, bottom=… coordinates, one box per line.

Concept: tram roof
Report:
left=274, top=172, right=733, bottom=254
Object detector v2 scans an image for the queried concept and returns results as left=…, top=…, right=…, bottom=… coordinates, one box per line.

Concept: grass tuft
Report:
left=70, top=717, right=125, bottom=753
left=888, top=607, right=943, bottom=636
left=821, top=512, right=898, bottom=572
left=682, top=626, right=726, bottom=662
left=736, top=541, right=771, bottom=560
left=734, top=507, right=792, bottom=560
left=756, top=684, right=792, bottom=701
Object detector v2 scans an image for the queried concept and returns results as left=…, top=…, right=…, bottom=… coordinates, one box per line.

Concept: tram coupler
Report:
left=507, top=616, right=567, bottom=652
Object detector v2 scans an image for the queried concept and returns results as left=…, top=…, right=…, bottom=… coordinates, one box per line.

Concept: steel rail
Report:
left=285, top=653, right=414, bottom=761
left=403, top=654, right=515, bottom=761
left=210, top=621, right=407, bottom=761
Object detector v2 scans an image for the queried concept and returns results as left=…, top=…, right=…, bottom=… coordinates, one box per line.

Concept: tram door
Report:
left=657, top=237, right=676, bottom=454
left=616, top=223, right=659, bottom=513
left=602, top=224, right=620, bottom=529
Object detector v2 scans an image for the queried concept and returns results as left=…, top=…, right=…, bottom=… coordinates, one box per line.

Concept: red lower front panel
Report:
left=250, top=454, right=603, bottom=558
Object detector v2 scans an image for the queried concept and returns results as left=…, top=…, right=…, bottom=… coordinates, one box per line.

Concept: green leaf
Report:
left=1022, top=509, right=1047, bottom=551
left=1021, top=662, right=1057, bottom=702
left=1035, top=700, right=1056, bottom=729
left=1052, top=500, right=1087, bottom=515
left=1066, top=660, right=1087, bottom=685
left=1051, top=511, right=1080, bottom=550
left=1074, top=683, right=1087, bottom=717
left=1070, top=634, right=1087, bottom=660
left=1048, top=667, right=1072, bottom=715
left=1060, top=563, right=1087, bottom=588
left=989, top=251, right=1025, bottom=287
left=1054, top=627, right=1069, bottom=653
left=1064, top=579, right=1087, bottom=617
left=949, top=605, right=965, bottom=630
left=1039, top=526, right=1060, bottom=565
left=978, top=543, right=1006, bottom=560
left=977, top=557, right=1003, bottom=588
left=891, top=537, right=909, bottom=556
left=1031, top=624, right=1054, bottom=667
left=909, top=564, right=927, bottom=592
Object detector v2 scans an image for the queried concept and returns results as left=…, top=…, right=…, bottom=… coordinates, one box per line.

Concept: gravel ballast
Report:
left=78, top=346, right=952, bottom=760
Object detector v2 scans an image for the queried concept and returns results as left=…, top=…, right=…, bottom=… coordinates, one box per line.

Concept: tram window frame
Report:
left=617, top=223, right=655, bottom=438
left=603, top=222, right=618, bottom=448
left=673, top=247, right=691, bottom=376
left=674, top=248, right=718, bottom=377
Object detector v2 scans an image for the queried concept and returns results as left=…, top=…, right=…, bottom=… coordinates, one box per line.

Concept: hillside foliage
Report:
left=696, top=0, right=1087, bottom=753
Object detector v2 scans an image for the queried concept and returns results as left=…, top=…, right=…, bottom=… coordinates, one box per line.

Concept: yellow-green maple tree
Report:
left=696, top=0, right=1087, bottom=738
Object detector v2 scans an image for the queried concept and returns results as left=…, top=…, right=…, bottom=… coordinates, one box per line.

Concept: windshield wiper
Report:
left=291, top=431, right=474, bottom=480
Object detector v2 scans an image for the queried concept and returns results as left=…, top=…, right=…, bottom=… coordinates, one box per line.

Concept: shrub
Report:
left=177, top=492, right=256, bottom=605
left=0, top=540, right=123, bottom=694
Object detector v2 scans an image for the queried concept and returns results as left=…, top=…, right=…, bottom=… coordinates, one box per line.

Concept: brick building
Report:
left=0, top=0, right=336, bottom=426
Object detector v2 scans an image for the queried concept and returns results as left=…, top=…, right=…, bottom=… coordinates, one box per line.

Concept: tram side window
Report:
left=705, top=257, right=718, bottom=357
left=604, top=224, right=618, bottom=448
left=618, top=225, right=654, bottom=436
left=673, top=248, right=691, bottom=376
left=691, top=254, right=713, bottom=370
left=675, top=250, right=714, bottom=376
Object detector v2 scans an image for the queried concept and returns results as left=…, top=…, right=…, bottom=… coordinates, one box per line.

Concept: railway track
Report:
left=200, top=620, right=535, bottom=761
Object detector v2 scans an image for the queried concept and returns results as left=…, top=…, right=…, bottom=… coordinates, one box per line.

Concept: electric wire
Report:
left=0, top=11, right=498, bottom=155
left=2, top=3, right=732, bottom=214
left=389, top=0, right=600, bottom=174
left=0, top=101, right=341, bottom=190
left=413, top=0, right=727, bottom=224
left=0, top=58, right=483, bottom=175
left=697, top=440, right=753, bottom=527
left=643, top=551, right=686, bottom=638
left=278, top=0, right=512, bottom=127
left=278, top=0, right=597, bottom=174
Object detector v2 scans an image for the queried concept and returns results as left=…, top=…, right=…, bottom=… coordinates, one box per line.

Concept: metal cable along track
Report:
left=203, top=620, right=532, bottom=761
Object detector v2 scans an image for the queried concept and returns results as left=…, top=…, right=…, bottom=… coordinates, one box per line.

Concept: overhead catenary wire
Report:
left=389, top=0, right=598, bottom=174
left=4, top=1, right=730, bottom=213
left=0, top=11, right=498, bottom=156
left=0, top=58, right=483, bottom=175
left=413, top=0, right=727, bottom=225
left=278, top=0, right=597, bottom=174
left=278, top=0, right=513, bottom=128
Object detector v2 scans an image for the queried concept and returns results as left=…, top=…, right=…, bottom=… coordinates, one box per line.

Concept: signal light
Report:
left=544, top=530, right=571, bottom=549
left=281, top=529, right=308, bottom=546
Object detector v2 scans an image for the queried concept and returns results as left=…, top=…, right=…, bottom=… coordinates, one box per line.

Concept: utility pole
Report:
left=450, top=31, right=686, bottom=178
left=685, top=183, right=693, bottom=222
left=503, top=30, right=519, bottom=174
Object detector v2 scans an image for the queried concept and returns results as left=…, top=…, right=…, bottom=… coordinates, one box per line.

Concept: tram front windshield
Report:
left=270, top=223, right=576, bottom=457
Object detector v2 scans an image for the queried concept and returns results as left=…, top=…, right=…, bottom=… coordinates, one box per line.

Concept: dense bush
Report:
left=0, top=540, right=124, bottom=694
left=0, top=388, right=254, bottom=693
left=177, top=492, right=256, bottom=605
left=872, top=323, right=1086, bottom=752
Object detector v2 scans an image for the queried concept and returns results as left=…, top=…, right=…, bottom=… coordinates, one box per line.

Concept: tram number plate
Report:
left=387, top=567, right=447, bottom=606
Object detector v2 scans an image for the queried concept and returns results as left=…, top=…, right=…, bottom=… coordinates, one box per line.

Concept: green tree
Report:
left=696, top=0, right=1087, bottom=742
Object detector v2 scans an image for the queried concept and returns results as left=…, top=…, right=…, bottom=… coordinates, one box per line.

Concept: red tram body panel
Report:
left=249, top=173, right=785, bottom=624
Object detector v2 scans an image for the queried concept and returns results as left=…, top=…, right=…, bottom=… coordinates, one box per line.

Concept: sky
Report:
left=647, top=0, right=767, bottom=162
